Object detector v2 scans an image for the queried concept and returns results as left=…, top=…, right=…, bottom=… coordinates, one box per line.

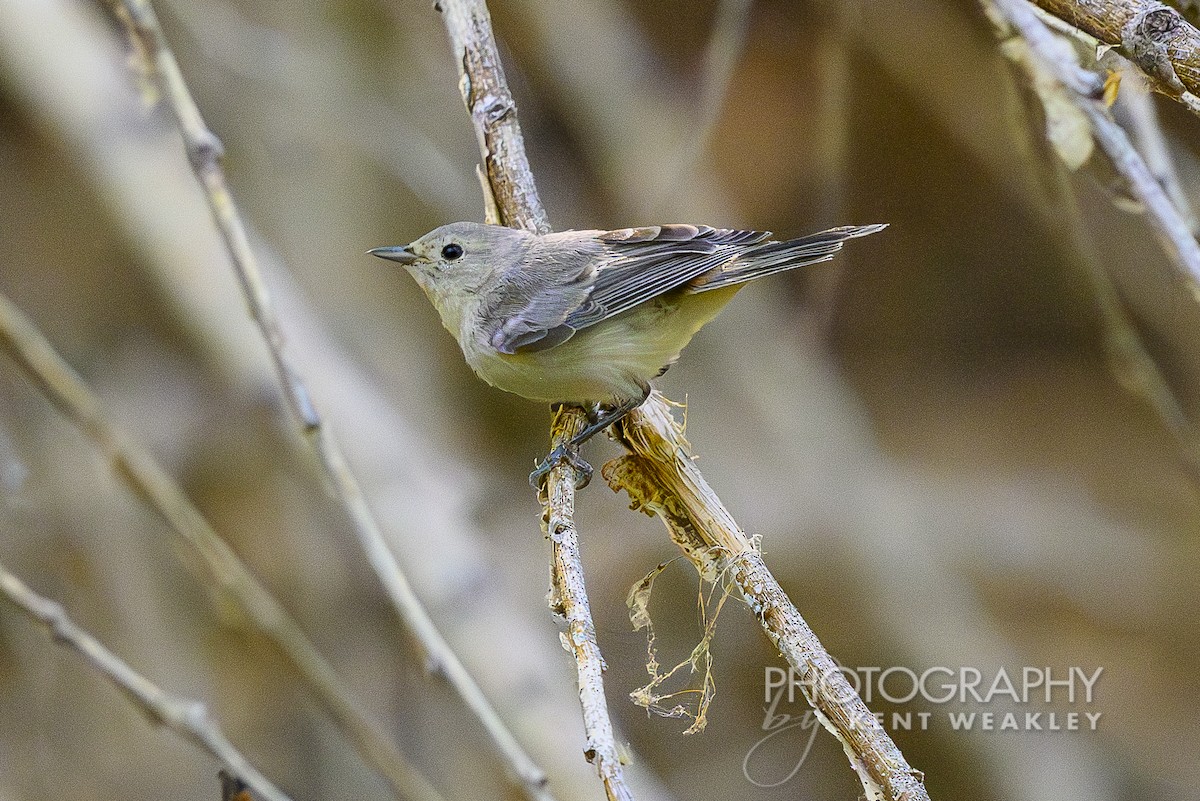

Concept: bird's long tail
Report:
left=688, top=223, right=886, bottom=293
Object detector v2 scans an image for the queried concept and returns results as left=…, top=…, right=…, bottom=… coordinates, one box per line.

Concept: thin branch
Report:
left=0, top=561, right=290, bottom=801
left=501, top=0, right=730, bottom=222
left=436, top=3, right=633, bottom=799
left=0, top=291, right=445, bottom=801
left=103, top=2, right=553, bottom=800
left=1038, top=69, right=1200, bottom=475
left=544, top=409, right=635, bottom=801
left=1032, top=0, right=1200, bottom=110
left=161, top=0, right=479, bottom=218
left=604, top=395, right=931, bottom=801
left=987, top=0, right=1200, bottom=294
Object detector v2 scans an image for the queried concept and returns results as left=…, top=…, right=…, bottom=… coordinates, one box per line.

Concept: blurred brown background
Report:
left=1, top=1, right=1198, bottom=800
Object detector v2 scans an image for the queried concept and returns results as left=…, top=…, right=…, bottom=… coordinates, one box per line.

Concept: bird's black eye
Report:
left=441, top=243, right=464, bottom=261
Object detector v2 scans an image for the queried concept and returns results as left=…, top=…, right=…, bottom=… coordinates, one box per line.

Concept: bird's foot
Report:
left=529, top=443, right=593, bottom=491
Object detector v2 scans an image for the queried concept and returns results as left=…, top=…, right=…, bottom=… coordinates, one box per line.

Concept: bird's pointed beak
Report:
left=368, top=245, right=420, bottom=265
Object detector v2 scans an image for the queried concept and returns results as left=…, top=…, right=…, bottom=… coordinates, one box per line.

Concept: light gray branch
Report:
left=0, top=290, right=445, bottom=801
left=606, top=394, right=931, bottom=801
left=543, top=408, right=635, bottom=801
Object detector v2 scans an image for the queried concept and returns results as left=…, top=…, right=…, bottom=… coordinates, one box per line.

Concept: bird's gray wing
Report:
left=484, top=224, right=779, bottom=353
left=687, top=224, right=887, bottom=292
left=483, top=253, right=595, bottom=354
left=485, top=225, right=771, bottom=354
left=561, top=225, right=770, bottom=329
left=485, top=223, right=886, bottom=354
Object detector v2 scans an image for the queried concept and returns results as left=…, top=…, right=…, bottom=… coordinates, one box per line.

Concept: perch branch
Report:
left=0, top=561, right=290, bottom=801
left=438, top=0, right=550, bottom=235
left=1031, top=0, right=1200, bottom=108
left=103, top=2, right=552, bottom=799
left=986, top=0, right=1200, bottom=293
left=0, top=292, right=445, bottom=801
left=437, top=1, right=931, bottom=798
left=544, top=409, right=635, bottom=801
left=437, top=3, right=633, bottom=799
left=604, top=395, right=930, bottom=801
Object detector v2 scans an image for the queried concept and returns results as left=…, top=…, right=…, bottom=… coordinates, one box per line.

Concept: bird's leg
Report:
left=529, top=386, right=651, bottom=490
left=567, top=389, right=649, bottom=450
left=529, top=440, right=593, bottom=491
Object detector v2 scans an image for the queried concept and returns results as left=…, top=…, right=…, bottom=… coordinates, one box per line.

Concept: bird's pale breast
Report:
left=462, top=285, right=739, bottom=404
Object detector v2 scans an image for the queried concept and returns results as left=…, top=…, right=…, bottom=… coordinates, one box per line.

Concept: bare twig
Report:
left=543, top=409, right=634, bottom=801
left=540, top=409, right=632, bottom=799
left=437, top=0, right=550, bottom=235
left=0, top=291, right=446, bottom=801
left=0, top=562, right=290, bottom=801
left=987, top=0, right=1200, bottom=294
left=436, top=2, right=633, bottom=799
left=605, top=395, right=930, bottom=801
left=1031, top=65, right=1200, bottom=474
left=103, top=2, right=552, bottom=799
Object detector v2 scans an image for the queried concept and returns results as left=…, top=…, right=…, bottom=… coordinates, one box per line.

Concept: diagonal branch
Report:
left=604, top=396, right=931, bottom=801
left=103, top=2, right=554, bottom=800
left=0, top=291, right=445, bottom=801
left=0, top=561, right=290, bottom=801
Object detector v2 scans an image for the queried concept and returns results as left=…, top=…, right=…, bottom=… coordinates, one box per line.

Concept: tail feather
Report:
left=688, top=223, right=886, bottom=293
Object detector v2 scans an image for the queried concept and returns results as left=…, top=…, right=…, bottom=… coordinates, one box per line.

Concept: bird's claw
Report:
left=529, top=444, right=593, bottom=490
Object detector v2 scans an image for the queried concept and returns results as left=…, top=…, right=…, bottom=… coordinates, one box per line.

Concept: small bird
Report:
left=370, top=221, right=885, bottom=486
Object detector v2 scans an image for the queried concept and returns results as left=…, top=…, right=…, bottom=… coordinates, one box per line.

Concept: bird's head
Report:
left=370, top=221, right=532, bottom=327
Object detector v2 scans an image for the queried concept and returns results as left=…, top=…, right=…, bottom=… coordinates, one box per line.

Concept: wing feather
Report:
left=482, top=224, right=885, bottom=354
left=688, top=224, right=887, bottom=292
left=564, top=226, right=771, bottom=327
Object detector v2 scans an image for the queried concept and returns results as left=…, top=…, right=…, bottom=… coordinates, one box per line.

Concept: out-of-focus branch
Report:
left=1119, top=68, right=1199, bottom=233
left=0, top=562, right=290, bottom=801
left=436, top=3, right=633, bottom=799
left=651, top=0, right=754, bottom=215
left=161, top=0, right=479, bottom=218
left=605, top=395, right=931, bottom=801
left=1031, top=0, right=1200, bottom=105
left=986, top=0, right=1200, bottom=293
left=503, top=0, right=730, bottom=223
left=1053, top=70, right=1200, bottom=474
left=0, top=291, right=446, bottom=801
left=102, top=2, right=553, bottom=800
